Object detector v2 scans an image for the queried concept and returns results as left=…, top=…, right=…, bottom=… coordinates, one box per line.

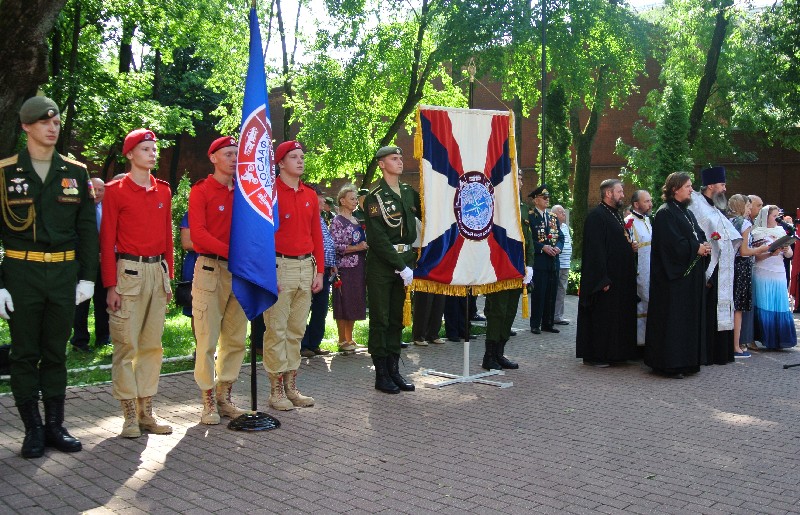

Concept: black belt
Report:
left=117, top=253, right=164, bottom=264
left=199, top=253, right=227, bottom=262
left=276, top=252, right=312, bottom=260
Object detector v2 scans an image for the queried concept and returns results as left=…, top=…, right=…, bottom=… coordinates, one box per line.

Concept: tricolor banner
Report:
left=229, top=6, right=279, bottom=320
left=413, top=106, right=525, bottom=295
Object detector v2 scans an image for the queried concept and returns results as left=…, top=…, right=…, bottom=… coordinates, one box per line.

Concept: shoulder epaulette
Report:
left=61, top=156, right=87, bottom=169
left=369, top=185, right=381, bottom=196
left=155, top=178, right=171, bottom=187
left=0, top=155, right=19, bottom=169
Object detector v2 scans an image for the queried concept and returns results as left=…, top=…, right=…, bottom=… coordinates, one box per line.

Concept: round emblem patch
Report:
left=454, top=171, right=494, bottom=240
left=237, top=106, right=276, bottom=222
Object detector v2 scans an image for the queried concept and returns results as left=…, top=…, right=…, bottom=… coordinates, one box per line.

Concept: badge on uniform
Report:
left=61, top=178, right=79, bottom=195
left=218, top=205, right=225, bottom=211
left=87, top=179, right=96, bottom=199
left=368, top=203, right=380, bottom=217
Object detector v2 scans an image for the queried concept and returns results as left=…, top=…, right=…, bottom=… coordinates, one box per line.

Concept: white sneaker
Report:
left=413, top=340, right=429, bottom=346
left=430, top=338, right=446, bottom=344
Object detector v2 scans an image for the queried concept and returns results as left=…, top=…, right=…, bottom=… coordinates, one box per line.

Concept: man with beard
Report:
left=624, top=190, right=653, bottom=346
left=645, top=173, right=711, bottom=378
left=688, top=166, right=741, bottom=366
left=576, top=179, right=639, bottom=367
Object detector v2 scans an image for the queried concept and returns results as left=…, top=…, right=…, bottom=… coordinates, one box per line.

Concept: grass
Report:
left=0, top=302, right=487, bottom=393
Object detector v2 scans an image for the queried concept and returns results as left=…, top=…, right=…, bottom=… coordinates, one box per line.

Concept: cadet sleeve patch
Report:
left=368, top=202, right=380, bottom=217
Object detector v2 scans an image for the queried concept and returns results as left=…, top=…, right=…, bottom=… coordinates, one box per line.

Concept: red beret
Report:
left=122, top=129, right=157, bottom=155
left=274, top=140, right=303, bottom=164
left=208, top=136, right=237, bottom=156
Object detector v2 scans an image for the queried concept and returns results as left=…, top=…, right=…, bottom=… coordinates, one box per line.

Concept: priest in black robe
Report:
left=576, top=179, right=639, bottom=366
left=645, top=172, right=711, bottom=378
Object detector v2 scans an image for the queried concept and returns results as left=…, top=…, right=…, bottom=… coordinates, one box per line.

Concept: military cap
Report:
left=122, top=128, right=157, bottom=155
left=274, top=140, right=303, bottom=163
left=700, top=166, right=726, bottom=186
left=208, top=136, right=237, bottom=156
left=325, top=196, right=335, bottom=208
left=19, top=96, right=60, bottom=124
left=528, top=184, right=550, bottom=198
left=375, top=146, right=402, bottom=159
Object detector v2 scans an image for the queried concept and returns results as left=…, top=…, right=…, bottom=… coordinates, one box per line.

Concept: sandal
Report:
left=338, top=342, right=356, bottom=352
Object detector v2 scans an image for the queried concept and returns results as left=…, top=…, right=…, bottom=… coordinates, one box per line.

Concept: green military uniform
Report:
left=0, top=149, right=98, bottom=405
left=363, top=178, right=420, bottom=357
left=483, top=200, right=535, bottom=368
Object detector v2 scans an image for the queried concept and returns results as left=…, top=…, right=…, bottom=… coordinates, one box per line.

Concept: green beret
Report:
left=19, top=96, right=59, bottom=124
left=375, top=146, right=402, bottom=159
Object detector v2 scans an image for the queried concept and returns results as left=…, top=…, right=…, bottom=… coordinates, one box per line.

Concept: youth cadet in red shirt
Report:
left=101, top=129, right=174, bottom=438
left=262, top=140, right=323, bottom=410
left=189, top=137, right=249, bottom=424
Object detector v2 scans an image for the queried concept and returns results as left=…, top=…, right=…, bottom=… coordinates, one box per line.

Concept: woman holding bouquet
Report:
left=751, top=205, right=797, bottom=349
left=329, top=185, right=368, bottom=351
left=645, top=173, right=711, bottom=378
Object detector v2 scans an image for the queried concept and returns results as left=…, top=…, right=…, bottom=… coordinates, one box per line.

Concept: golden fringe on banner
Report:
left=414, top=107, right=423, bottom=161
left=411, top=278, right=523, bottom=297
left=402, top=287, right=412, bottom=327
left=521, top=286, right=529, bottom=318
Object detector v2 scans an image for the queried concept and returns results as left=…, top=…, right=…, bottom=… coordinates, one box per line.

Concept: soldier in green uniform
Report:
left=482, top=172, right=535, bottom=370
left=0, top=96, right=98, bottom=458
left=363, top=146, right=420, bottom=393
left=352, top=188, right=370, bottom=224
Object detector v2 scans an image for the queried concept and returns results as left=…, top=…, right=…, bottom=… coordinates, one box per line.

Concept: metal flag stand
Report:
left=423, top=295, right=512, bottom=389
left=228, top=334, right=280, bottom=431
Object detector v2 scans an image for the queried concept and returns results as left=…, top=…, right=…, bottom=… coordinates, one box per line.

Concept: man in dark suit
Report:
left=528, top=185, right=564, bottom=334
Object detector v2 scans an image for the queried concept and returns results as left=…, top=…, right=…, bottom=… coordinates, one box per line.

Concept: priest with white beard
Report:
left=625, top=190, right=653, bottom=346
left=688, top=166, right=742, bottom=366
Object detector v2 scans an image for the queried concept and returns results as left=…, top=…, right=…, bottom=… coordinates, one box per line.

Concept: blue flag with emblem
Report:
left=229, top=6, right=279, bottom=320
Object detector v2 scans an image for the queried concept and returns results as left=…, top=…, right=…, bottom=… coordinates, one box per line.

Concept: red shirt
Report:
left=275, top=177, right=324, bottom=273
left=188, top=175, right=232, bottom=258
left=100, top=174, right=174, bottom=287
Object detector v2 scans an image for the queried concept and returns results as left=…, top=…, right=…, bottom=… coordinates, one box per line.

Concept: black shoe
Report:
left=531, top=328, right=541, bottom=335
left=495, top=341, right=519, bottom=369
left=471, top=314, right=487, bottom=322
left=542, top=326, right=560, bottom=333
left=71, top=343, right=91, bottom=353
left=481, top=341, right=502, bottom=370
left=17, top=400, right=45, bottom=459
left=554, top=320, right=570, bottom=325
left=447, top=336, right=464, bottom=343
left=43, top=397, right=81, bottom=453
left=386, top=354, right=415, bottom=391
left=94, top=337, right=112, bottom=347
left=583, top=360, right=610, bottom=368
left=509, top=330, right=517, bottom=336
left=400, top=342, right=410, bottom=348
left=372, top=355, right=400, bottom=394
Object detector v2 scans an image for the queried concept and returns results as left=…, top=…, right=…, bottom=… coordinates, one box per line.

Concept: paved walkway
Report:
left=2, top=296, right=800, bottom=514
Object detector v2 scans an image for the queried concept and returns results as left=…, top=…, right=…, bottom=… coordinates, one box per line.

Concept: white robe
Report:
left=626, top=213, right=652, bottom=345
left=688, top=191, right=742, bottom=331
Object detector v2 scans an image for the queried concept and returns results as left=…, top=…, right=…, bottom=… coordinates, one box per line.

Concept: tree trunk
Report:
left=58, top=0, right=81, bottom=154
left=152, top=49, right=162, bottom=100
left=0, top=0, right=67, bottom=156
left=569, top=80, right=604, bottom=258
left=513, top=96, right=523, bottom=173
left=119, top=19, right=136, bottom=73
left=275, top=0, right=293, bottom=140
left=360, top=0, right=432, bottom=188
left=169, top=133, right=182, bottom=191
left=687, top=0, right=732, bottom=148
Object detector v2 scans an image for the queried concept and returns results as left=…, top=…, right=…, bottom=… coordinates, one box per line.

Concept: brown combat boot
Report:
left=200, top=389, right=220, bottom=425
left=267, top=372, right=294, bottom=411
left=136, top=397, right=173, bottom=434
left=215, top=381, right=248, bottom=418
left=119, top=399, right=141, bottom=438
left=283, top=370, right=314, bottom=407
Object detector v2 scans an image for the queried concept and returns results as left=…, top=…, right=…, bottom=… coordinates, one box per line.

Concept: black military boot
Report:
left=495, top=340, right=519, bottom=369
left=386, top=354, right=415, bottom=391
left=482, top=341, right=501, bottom=370
left=17, top=400, right=45, bottom=459
left=43, top=397, right=82, bottom=453
left=372, top=355, right=400, bottom=394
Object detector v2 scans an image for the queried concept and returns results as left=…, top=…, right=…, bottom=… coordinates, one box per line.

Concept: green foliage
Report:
left=171, top=173, right=191, bottom=283
left=537, top=82, right=573, bottom=209
left=567, top=259, right=581, bottom=296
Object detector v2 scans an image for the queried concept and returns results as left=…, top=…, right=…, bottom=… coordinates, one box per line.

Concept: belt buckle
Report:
left=43, top=252, right=53, bottom=262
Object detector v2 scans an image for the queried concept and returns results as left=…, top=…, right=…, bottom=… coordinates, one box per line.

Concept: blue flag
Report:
left=230, top=7, right=279, bottom=320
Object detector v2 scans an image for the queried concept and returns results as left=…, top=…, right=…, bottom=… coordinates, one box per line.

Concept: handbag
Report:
left=175, top=280, right=193, bottom=308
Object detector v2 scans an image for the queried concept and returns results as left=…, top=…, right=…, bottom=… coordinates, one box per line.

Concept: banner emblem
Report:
left=455, top=171, right=494, bottom=240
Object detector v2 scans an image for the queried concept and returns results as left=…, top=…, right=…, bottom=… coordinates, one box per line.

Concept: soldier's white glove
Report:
left=523, top=267, right=533, bottom=285
left=397, top=267, right=414, bottom=287
left=0, top=288, right=14, bottom=320
left=76, top=281, right=95, bottom=305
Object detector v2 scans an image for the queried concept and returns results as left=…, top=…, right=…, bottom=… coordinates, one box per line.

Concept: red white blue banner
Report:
left=230, top=7, right=279, bottom=320
left=413, top=106, right=525, bottom=295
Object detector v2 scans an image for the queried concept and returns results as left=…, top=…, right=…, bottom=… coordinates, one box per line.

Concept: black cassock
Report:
left=576, top=203, right=639, bottom=362
left=644, top=201, right=706, bottom=374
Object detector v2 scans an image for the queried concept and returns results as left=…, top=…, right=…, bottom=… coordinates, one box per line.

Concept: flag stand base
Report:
left=422, top=340, right=513, bottom=389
